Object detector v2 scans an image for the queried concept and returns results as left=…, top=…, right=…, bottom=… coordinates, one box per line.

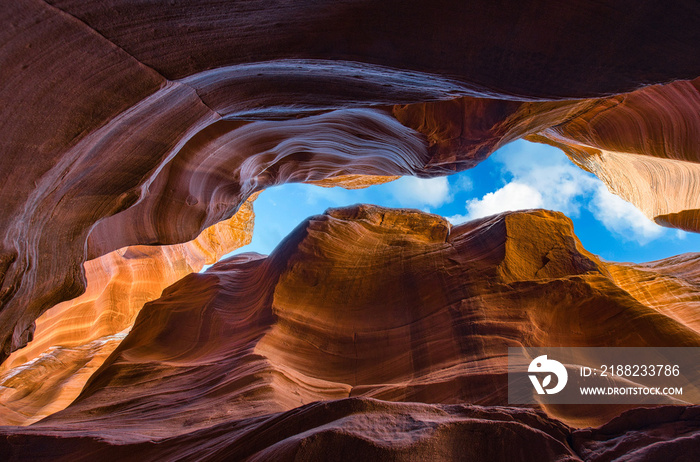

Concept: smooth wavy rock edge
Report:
left=1, top=0, right=700, bottom=367
left=1, top=206, right=698, bottom=460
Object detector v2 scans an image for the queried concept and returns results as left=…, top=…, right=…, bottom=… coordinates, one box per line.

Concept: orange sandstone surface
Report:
left=1, top=0, right=699, bottom=366
left=0, top=197, right=255, bottom=426
left=1, top=206, right=698, bottom=460
left=1, top=1, right=700, bottom=460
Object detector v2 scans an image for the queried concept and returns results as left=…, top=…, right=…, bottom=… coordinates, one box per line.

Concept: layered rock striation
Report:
left=1, top=206, right=698, bottom=460
left=1, top=1, right=700, bottom=459
left=531, top=77, right=700, bottom=232
left=1, top=0, right=699, bottom=366
left=0, top=198, right=255, bottom=426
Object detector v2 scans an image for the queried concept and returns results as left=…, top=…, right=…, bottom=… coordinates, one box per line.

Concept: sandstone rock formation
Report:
left=0, top=198, right=255, bottom=426
left=531, top=77, right=700, bottom=232
left=1, top=0, right=699, bottom=367
left=1, top=1, right=700, bottom=460
left=4, top=398, right=699, bottom=462
left=1, top=206, right=699, bottom=460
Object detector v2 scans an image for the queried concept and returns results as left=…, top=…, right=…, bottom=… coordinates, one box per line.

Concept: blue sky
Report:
left=224, top=140, right=699, bottom=264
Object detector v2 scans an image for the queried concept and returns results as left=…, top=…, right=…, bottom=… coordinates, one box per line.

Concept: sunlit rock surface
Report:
left=1, top=1, right=700, bottom=459
left=1, top=0, right=699, bottom=365
left=1, top=207, right=698, bottom=460
left=531, top=77, right=700, bottom=232
left=0, top=198, right=255, bottom=425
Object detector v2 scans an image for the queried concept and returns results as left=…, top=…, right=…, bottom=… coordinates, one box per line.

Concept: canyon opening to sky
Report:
left=0, top=1, right=699, bottom=461
left=229, top=139, right=700, bottom=265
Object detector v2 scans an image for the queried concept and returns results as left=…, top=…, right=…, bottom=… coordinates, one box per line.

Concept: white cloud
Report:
left=448, top=140, right=670, bottom=245
left=454, top=175, right=473, bottom=192
left=462, top=182, right=544, bottom=220
left=303, top=184, right=350, bottom=205
left=446, top=213, right=470, bottom=224
left=591, top=185, right=664, bottom=244
left=389, top=176, right=451, bottom=208
left=449, top=142, right=594, bottom=223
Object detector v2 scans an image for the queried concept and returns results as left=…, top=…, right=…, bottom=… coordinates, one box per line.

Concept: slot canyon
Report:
left=0, top=1, right=699, bottom=460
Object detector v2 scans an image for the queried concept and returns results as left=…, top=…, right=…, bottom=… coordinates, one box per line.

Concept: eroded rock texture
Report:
left=1, top=0, right=699, bottom=368
left=531, top=77, right=700, bottom=232
left=1, top=206, right=699, bottom=460
left=0, top=198, right=255, bottom=425
left=1, top=0, right=700, bottom=460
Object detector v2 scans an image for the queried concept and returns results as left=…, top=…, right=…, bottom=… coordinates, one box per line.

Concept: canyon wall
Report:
left=1, top=1, right=699, bottom=460
left=0, top=198, right=255, bottom=425
left=1, top=206, right=698, bottom=460
left=1, top=0, right=699, bottom=365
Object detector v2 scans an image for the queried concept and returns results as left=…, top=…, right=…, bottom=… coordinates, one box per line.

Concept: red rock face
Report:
left=1, top=1, right=699, bottom=459
left=2, top=206, right=699, bottom=460
left=0, top=198, right=256, bottom=425
left=531, top=77, right=700, bottom=232
left=1, top=0, right=699, bottom=364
